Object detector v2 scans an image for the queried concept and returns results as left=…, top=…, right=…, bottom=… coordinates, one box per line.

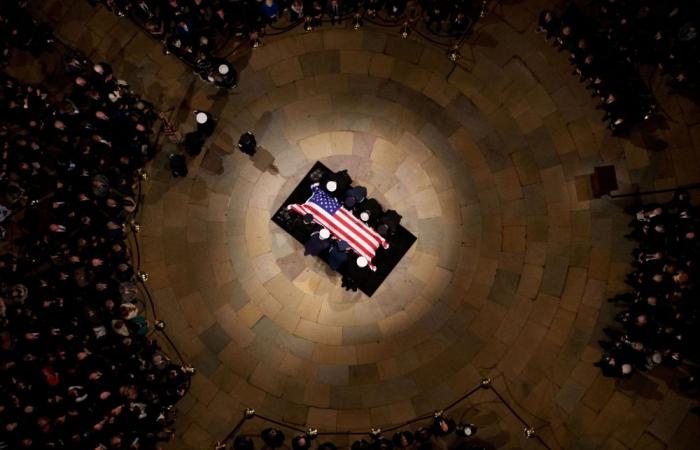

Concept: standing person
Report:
left=237, top=131, right=257, bottom=156
left=328, top=0, right=341, bottom=25
left=194, top=110, right=216, bottom=136
left=158, top=111, right=183, bottom=144
left=207, top=60, right=238, bottom=89
left=290, top=0, right=304, bottom=21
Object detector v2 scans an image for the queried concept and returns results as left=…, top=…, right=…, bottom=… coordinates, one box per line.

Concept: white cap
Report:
left=195, top=112, right=208, bottom=124
left=360, top=212, right=370, bottom=222
left=356, top=256, right=368, bottom=268
left=326, top=181, right=337, bottom=192
left=218, top=64, right=229, bottom=75
left=319, top=229, right=330, bottom=240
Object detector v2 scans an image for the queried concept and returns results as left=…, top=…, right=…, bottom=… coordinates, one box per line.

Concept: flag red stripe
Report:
left=336, top=208, right=386, bottom=247
left=338, top=207, right=387, bottom=246
left=333, top=208, right=380, bottom=251
left=305, top=203, right=376, bottom=258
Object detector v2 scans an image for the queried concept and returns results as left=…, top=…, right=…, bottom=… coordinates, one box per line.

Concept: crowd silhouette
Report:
left=539, top=1, right=699, bottom=133
left=596, top=191, right=698, bottom=382
left=92, top=0, right=481, bottom=77
left=0, top=7, right=192, bottom=448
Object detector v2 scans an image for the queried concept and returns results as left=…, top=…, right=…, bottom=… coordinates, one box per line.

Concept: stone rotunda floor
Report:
left=34, top=0, right=700, bottom=449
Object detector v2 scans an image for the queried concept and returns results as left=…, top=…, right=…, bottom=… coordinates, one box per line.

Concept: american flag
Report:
left=288, top=184, right=388, bottom=270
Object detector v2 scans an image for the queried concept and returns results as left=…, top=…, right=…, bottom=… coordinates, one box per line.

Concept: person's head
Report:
left=292, top=435, right=309, bottom=450
left=415, top=427, right=431, bottom=442
left=351, top=440, right=370, bottom=450
left=319, top=443, right=338, bottom=450
left=674, top=271, right=689, bottom=284
left=393, top=431, right=413, bottom=449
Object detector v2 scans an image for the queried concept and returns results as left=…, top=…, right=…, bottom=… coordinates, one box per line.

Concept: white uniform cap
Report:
left=319, top=229, right=330, bottom=240
left=360, top=212, right=370, bottom=221
left=218, top=64, right=229, bottom=75
left=326, top=181, right=337, bottom=192
left=356, top=256, right=368, bottom=268
left=195, top=112, right=208, bottom=124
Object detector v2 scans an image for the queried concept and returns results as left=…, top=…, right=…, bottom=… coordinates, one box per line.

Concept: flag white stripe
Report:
left=293, top=202, right=375, bottom=260
left=336, top=208, right=386, bottom=247
left=305, top=203, right=377, bottom=258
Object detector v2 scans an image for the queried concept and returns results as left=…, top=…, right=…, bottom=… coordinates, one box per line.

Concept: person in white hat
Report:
left=195, top=111, right=208, bottom=124
left=193, top=110, right=216, bottom=136
left=304, top=230, right=331, bottom=256
left=209, top=59, right=238, bottom=89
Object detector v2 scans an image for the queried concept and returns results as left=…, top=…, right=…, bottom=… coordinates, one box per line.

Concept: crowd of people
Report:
left=538, top=2, right=668, bottom=133
left=0, top=23, right=192, bottom=448
left=92, top=0, right=480, bottom=77
left=222, top=413, right=488, bottom=450
left=595, top=191, right=698, bottom=382
left=0, top=0, right=56, bottom=66
left=89, top=0, right=240, bottom=87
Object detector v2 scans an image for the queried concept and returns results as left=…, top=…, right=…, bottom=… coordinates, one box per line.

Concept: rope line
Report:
left=218, top=379, right=549, bottom=448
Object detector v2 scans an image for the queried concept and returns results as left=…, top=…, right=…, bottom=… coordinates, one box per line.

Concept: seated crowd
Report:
left=0, top=41, right=191, bottom=449
left=538, top=0, right=699, bottom=133
left=596, top=191, right=698, bottom=381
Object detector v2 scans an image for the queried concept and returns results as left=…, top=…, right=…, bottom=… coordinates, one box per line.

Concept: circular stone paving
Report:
left=120, top=20, right=700, bottom=450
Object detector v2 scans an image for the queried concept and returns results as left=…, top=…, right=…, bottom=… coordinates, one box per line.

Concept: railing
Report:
left=216, top=378, right=551, bottom=450
left=124, top=171, right=193, bottom=391
left=84, top=0, right=492, bottom=72
left=607, top=183, right=700, bottom=199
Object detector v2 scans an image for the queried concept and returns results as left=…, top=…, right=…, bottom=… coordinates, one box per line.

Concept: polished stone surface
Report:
left=33, top=0, right=700, bottom=449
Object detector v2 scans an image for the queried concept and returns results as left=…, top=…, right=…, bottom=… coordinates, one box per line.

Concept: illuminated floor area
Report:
left=34, top=0, right=700, bottom=449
